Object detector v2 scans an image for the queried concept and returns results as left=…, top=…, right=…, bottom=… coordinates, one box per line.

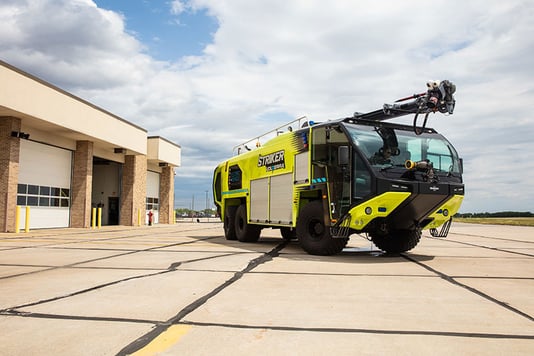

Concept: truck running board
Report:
left=331, top=214, right=352, bottom=238
left=429, top=218, right=452, bottom=238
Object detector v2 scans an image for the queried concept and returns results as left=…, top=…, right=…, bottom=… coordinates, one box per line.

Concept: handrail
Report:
left=232, top=116, right=310, bottom=155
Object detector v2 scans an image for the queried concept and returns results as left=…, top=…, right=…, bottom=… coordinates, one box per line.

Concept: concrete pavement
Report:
left=0, top=222, right=532, bottom=355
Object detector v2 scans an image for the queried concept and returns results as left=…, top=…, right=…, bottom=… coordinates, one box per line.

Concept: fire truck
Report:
left=212, top=80, right=464, bottom=255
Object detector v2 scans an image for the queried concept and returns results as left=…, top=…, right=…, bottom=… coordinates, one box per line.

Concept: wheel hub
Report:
left=310, top=220, right=324, bottom=236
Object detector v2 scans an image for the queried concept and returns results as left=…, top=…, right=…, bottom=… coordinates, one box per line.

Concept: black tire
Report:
left=296, top=201, right=348, bottom=255
left=223, top=206, right=237, bottom=240
left=235, top=204, right=261, bottom=242
left=371, top=228, right=421, bottom=253
left=280, top=227, right=297, bottom=240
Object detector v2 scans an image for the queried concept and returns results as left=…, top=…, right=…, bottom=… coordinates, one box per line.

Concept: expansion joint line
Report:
left=401, top=253, right=534, bottom=322
left=116, top=241, right=289, bottom=356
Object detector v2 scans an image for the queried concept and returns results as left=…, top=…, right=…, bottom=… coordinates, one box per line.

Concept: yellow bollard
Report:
left=25, top=206, right=30, bottom=233
left=15, top=206, right=21, bottom=233
left=92, top=208, right=96, bottom=229
left=97, top=207, right=102, bottom=229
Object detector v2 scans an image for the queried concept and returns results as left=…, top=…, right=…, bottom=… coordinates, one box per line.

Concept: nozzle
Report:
left=405, top=160, right=432, bottom=170
left=405, top=160, right=438, bottom=183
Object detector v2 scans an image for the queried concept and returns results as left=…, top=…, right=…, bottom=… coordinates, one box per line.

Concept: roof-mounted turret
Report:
left=352, top=80, right=456, bottom=134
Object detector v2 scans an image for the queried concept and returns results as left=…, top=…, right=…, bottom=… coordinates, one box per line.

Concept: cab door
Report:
left=311, top=126, right=351, bottom=220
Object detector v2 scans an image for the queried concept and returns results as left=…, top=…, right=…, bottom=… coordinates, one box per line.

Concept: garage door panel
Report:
left=18, top=140, right=72, bottom=229
left=19, top=140, right=71, bottom=187
left=146, top=171, right=160, bottom=224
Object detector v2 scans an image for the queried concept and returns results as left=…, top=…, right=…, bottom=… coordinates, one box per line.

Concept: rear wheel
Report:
left=371, top=228, right=421, bottom=253
left=296, top=201, right=348, bottom=255
left=223, top=206, right=237, bottom=240
left=235, top=204, right=261, bottom=242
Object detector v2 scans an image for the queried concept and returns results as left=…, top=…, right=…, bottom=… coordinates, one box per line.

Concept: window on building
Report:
left=17, top=183, right=70, bottom=208
left=146, top=197, right=159, bottom=211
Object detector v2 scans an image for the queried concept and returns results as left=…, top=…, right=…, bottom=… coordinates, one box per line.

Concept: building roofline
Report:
left=148, top=135, right=182, bottom=149
left=0, top=59, right=147, bottom=133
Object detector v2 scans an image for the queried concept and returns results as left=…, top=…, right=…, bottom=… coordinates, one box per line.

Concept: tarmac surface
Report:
left=0, top=222, right=533, bottom=355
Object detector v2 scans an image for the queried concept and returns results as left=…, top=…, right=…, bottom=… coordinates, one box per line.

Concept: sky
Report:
left=1, top=0, right=533, bottom=213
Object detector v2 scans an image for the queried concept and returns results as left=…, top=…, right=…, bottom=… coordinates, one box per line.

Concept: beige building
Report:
left=0, top=60, right=181, bottom=232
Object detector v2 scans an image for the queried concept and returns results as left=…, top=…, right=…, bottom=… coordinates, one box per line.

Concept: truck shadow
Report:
left=281, top=238, right=435, bottom=263
left=198, top=231, right=435, bottom=264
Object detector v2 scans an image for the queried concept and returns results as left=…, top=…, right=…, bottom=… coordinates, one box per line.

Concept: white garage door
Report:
left=146, top=171, right=160, bottom=224
left=17, top=140, right=72, bottom=229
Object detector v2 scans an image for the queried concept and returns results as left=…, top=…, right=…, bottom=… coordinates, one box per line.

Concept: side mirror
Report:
left=459, top=158, right=463, bottom=174
left=338, top=146, right=349, bottom=166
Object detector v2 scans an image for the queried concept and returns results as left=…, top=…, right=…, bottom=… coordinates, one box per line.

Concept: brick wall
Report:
left=159, top=166, right=174, bottom=224
left=70, top=141, right=93, bottom=228
left=0, top=117, right=21, bottom=232
left=120, top=154, right=147, bottom=226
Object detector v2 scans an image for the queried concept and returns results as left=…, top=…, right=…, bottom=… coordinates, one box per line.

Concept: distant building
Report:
left=0, top=60, right=181, bottom=231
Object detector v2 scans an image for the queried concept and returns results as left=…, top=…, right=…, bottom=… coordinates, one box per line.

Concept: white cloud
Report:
left=1, top=0, right=533, bottom=212
left=170, top=0, right=186, bottom=15
left=0, top=0, right=150, bottom=89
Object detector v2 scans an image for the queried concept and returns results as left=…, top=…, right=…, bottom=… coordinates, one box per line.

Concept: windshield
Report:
left=344, top=123, right=461, bottom=174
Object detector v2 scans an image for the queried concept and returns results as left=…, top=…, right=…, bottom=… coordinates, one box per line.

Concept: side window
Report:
left=312, top=126, right=349, bottom=165
left=228, top=165, right=242, bottom=190
left=311, top=127, right=328, bottom=164
left=427, top=139, right=453, bottom=172
left=407, top=139, right=422, bottom=162
left=214, top=171, right=222, bottom=201
left=353, top=153, right=371, bottom=201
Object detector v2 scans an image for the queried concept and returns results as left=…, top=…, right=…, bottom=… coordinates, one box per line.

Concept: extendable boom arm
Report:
left=352, top=80, right=456, bottom=133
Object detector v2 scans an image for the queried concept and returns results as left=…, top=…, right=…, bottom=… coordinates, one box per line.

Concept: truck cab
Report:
left=310, top=118, right=464, bottom=253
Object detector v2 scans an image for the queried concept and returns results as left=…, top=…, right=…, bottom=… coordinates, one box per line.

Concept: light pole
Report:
left=205, top=190, right=208, bottom=222
left=191, top=194, right=194, bottom=222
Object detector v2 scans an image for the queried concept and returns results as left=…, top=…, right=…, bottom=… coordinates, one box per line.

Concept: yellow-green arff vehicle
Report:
left=213, top=80, right=464, bottom=255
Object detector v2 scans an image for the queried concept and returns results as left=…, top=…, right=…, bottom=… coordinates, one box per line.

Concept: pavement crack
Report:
left=0, top=236, right=221, bottom=281
left=0, top=309, right=159, bottom=325
left=439, top=238, right=534, bottom=257
left=401, top=253, right=534, bottom=322
left=3, top=268, right=176, bottom=311
left=180, top=321, right=534, bottom=340
left=168, top=261, right=182, bottom=270
left=116, top=241, right=289, bottom=356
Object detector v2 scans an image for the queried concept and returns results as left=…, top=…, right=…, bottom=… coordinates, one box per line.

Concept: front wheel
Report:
left=371, top=228, right=421, bottom=253
left=296, top=201, right=348, bottom=255
left=235, top=204, right=261, bottom=242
